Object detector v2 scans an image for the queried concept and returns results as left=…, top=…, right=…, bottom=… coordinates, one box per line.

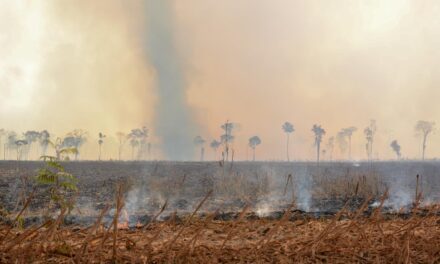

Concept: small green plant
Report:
left=36, top=156, right=78, bottom=212
left=48, top=137, right=78, bottom=160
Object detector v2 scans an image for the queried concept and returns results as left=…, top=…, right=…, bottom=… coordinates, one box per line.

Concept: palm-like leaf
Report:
left=35, top=157, right=78, bottom=212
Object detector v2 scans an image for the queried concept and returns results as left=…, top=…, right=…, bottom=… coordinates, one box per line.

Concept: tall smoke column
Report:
left=146, top=0, right=195, bottom=160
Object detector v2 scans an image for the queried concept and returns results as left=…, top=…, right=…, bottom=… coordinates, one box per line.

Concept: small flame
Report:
left=256, top=203, right=271, bottom=217
left=117, top=222, right=129, bottom=230
left=117, top=209, right=129, bottom=230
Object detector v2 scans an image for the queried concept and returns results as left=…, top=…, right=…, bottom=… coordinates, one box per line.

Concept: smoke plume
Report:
left=4, top=1, right=440, bottom=160
left=145, top=0, right=196, bottom=160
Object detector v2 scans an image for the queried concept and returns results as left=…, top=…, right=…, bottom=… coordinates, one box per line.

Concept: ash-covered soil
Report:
left=0, top=161, right=439, bottom=226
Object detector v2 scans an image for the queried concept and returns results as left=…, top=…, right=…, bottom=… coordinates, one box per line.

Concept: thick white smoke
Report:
left=145, top=0, right=197, bottom=160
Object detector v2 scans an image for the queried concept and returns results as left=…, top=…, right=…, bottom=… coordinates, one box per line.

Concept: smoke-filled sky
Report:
left=1, top=0, right=440, bottom=160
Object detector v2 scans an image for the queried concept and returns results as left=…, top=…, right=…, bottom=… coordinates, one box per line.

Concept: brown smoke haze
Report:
left=1, top=0, right=440, bottom=160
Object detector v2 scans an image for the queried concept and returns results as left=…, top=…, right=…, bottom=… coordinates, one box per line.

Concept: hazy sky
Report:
left=1, top=0, right=440, bottom=160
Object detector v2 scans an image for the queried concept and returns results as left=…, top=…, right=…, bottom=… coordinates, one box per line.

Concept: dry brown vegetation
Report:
left=1, top=192, right=439, bottom=263
left=1, top=161, right=440, bottom=263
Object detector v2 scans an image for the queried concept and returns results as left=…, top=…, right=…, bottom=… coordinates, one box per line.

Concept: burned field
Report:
left=0, top=161, right=439, bottom=263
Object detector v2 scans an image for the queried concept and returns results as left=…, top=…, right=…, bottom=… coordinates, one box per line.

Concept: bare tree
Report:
left=344, top=127, right=357, bottom=160
left=6, top=131, right=17, bottom=160
left=390, top=140, right=401, bottom=159
left=326, top=136, right=335, bottom=161
left=63, top=129, right=88, bottom=160
left=364, top=120, right=376, bottom=161
left=193, top=136, right=206, bottom=161
left=336, top=131, right=348, bottom=157
left=15, top=139, right=28, bottom=161
left=0, top=129, right=5, bottom=160
left=415, top=120, right=435, bottom=160
left=24, top=130, right=40, bottom=160
left=128, top=136, right=139, bottom=160
left=38, top=130, right=50, bottom=157
left=98, top=132, right=106, bottom=161
left=48, top=137, right=78, bottom=160
left=128, top=127, right=149, bottom=160
left=210, top=139, right=221, bottom=160
left=337, top=127, right=357, bottom=160
left=139, top=126, right=149, bottom=160
left=312, top=124, right=326, bottom=164
left=248, top=136, right=262, bottom=161
left=282, top=122, right=295, bottom=161
left=220, top=121, right=235, bottom=162
left=321, top=149, right=327, bottom=161
left=116, top=132, right=128, bottom=161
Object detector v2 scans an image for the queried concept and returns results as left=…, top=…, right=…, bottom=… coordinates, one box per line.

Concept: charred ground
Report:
left=0, top=161, right=440, bottom=263
left=0, top=161, right=439, bottom=226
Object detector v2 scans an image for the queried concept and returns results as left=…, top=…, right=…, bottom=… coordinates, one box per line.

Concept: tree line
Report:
left=0, top=120, right=435, bottom=162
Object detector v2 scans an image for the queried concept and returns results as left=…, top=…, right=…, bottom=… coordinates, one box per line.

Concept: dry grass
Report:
left=1, top=162, right=439, bottom=263
left=0, top=204, right=439, bottom=263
